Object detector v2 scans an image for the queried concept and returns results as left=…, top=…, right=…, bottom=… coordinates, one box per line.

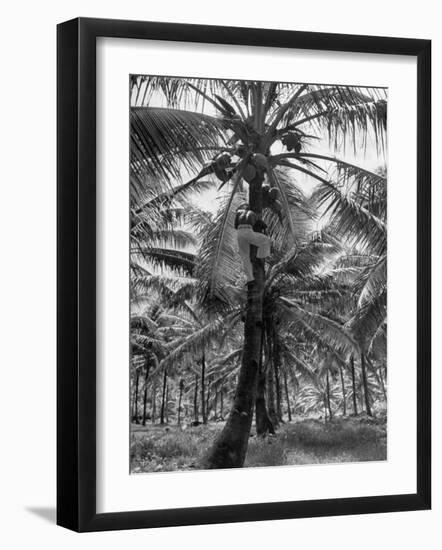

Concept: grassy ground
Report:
left=130, top=415, right=387, bottom=473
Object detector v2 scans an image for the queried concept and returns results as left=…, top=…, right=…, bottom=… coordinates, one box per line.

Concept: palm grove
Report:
left=130, top=77, right=387, bottom=471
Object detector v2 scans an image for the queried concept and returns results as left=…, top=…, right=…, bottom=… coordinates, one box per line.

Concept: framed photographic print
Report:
left=57, top=17, right=431, bottom=532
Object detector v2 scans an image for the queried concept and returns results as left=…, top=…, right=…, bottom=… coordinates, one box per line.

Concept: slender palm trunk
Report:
left=142, top=384, right=148, bottom=426
left=205, top=383, right=211, bottom=421
left=255, top=338, right=275, bottom=437
left=366, top=355, right=387, bottom=401
left=165, top=382, right=169, bottom=423
left=283, top=371, right=292, bottom=422
left=256, top=381, right=275, bottom=435
left=160, top=368, right=167, bottom=425
left=267, top=357, right=279, bottom=428
left=142, top=362, right=150, bottom=426
left=350, top=355, right=358, bottom=416
left=132, top=370, right=140, bottom=423
left=255, top=368, right=275, bottom=435
left=265, top=321, right=279, bottom=428
left=177, top=379, right=184, bottom=425
left=326, top=369, right=333, bottom=420
left=193, top=374, right=199, bottom=422
left=338, top=365, right=347, bottom=416
left=255, top=325, right=274, bottom=436
left=220, top=383, right=224, bottom=419
left=201, top=353, right=207, bottom=424
left=151, top=384, right=156, bottom=423
left=289, top=369, right=298, bottom=415
left=360, top=353, right=372, bottom=416
left=204, top=167, right=265, bottom=468
left=273, top=339, right=283, bottom=422
left=214, top=390, right=218, bottom=420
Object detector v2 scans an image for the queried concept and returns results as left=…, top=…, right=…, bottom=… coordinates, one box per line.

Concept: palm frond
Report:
left=297, top=154, right=387, bottom=220
left=355, top=255, right=387, bottom=308
left=279, top=297, right=359, bottom=355
left=282, top=85, right=387, bottom=153
left=348, top=289, right=387, bottom=348
left=131, top=106, right=228, bottom=186
left=311, top=180, right=386, bottom=255
left=160, top=311, right=241, bottom=368
left=196, top=187, right=246, bottom=305
left=132, top=247, right=196, bottom=275
left=263, top=167, right=314, bottom=250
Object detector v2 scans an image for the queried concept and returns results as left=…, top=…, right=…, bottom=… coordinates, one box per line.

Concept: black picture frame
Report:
left=57, top=17, right=431, bottom=532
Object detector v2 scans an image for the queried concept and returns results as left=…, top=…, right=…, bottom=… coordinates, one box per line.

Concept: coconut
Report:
left=252, top=153, right=268, bottom=169
left=282, top=132, right=301, bottom=152
left=214, top=165, right=229, bottom=182
left=242, top=163, right=256, bottom=183
left=215, top=153, right=231, bottom=170
left=268, top=187, right=280, bottom=201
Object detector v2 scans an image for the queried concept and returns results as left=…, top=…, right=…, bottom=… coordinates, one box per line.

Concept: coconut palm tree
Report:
left=312, top=164, right=387, bottom=416
left=130, top=76, right=387, bottom=467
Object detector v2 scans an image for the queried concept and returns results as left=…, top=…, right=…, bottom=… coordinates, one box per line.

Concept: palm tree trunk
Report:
left=273, top=345, right=283, bottom=422
left=326, top=369, right=333, bottom=420
left=165, top=382, right=169, bottom=423
left=267, top=357, right=279, bottom=428
left=132, top=370, right=140, bottom=424
left=193, top=374, right=199, bottom=422
left=201, top=353, right=207, bottom=424
left=214, top=390, right=218, bottom=420
left=220, top=383, right=224, bottom=419
left=255, top=364, right=275, bottom=436
left=160, top=368, right=167, bottom=425
left=350, top=355, right=358, bottom=416
left=265, top=322, right=279, bottom=428
left=360, top=353, right=372, bottom=416
left=204, top=167, right=265, bottom=468
left=177, top=379, right=184, bottom=425
left=255, top=324, right=274, bottom=436
left=339, top=364, right=347, bottom=416
left=142, top=384, right=148, bottom=426
left=366, top=355, right=387, bottom=401
left=142, top=362, right=150, bottom=426
left=151, top=383, right=156, bottom=423
left=283, top=371, right=292, bottom=422
left=289, top=369, right=298, bottom=415
left=205, top=383, right=211, bottom=421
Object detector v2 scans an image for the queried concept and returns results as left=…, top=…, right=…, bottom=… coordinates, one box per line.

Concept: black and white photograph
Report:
left=0, top=1, right=434, bottom=542
left=129, top=76, right=388, bottom=473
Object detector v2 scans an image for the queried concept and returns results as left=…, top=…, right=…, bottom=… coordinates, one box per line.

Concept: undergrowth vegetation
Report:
left=130, top=416, right=387, bottom=473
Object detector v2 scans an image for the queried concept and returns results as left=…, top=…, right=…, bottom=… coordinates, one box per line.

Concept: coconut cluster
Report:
left=281, top=131, right=302, bottom=154
left=210, top=148, right=282, bottom=224
left=212, top=152, right=233, bottom=183
left=242, top=152, right=267, bottom=184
